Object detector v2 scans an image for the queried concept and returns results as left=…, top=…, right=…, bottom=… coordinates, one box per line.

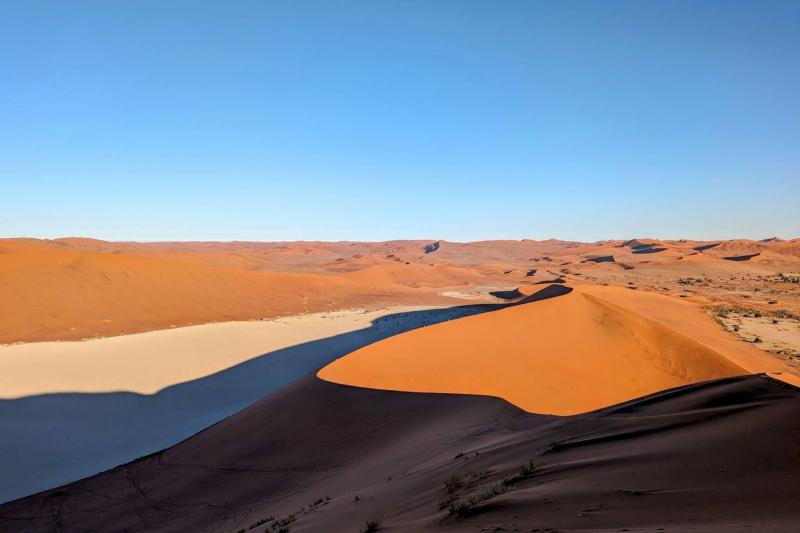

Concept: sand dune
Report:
left=2, top=374, right=798, bottom=532
left=2, top=236, right=800, bottom=530
left=577, top=284, right=800, bottom=382
left=318, top=284, right=792, bottom=414
left=3, top=237, right=799, bottom=346
left=0, top=240, right=463, bottom=344
left=0, top=306, right=485, bottom=398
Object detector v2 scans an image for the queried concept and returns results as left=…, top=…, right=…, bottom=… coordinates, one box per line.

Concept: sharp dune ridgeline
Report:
left=319, top=283, right=796, bottom=414
left=2, top=374, right=799, bottom=532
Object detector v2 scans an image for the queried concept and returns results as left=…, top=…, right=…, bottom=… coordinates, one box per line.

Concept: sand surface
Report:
left=0, top=304, right=489, bottom=504
left=3, top=374, right=798, bottom=532
left=0, top=239, right=494, bottom=344
left=3, top=237, right=799, bottom=349
left=0, top=307, right=460, bottom=398
left=320, top=284, right=798, bottom=414
left=3, top=236, right=800, bottom=514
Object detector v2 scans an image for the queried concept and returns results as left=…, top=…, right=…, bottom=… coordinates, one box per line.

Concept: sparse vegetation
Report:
left=544, top=440, right=565, bottom=454
left=439, top=461, right=535, bottom=519
left=444, top=474, right=464, bottom=494
left=309, top=496, right=332, bottom=508
left=271, top=514, right=295, bottom=532
left=776, top=273, right=800, bottom=284
left=709, top=304, right=800, bottom=322
left=361, top=518, right=381, bottom=532
left=245, top=516, right=275, bottom=530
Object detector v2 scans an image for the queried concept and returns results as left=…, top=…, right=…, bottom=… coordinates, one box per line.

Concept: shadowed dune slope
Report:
left=1, top=374, right=798, bottom=532
left=319, top=285, right=745, bottom=414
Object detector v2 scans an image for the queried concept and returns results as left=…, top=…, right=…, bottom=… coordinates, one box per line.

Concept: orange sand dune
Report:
left=320, top=284, right=762, bottom=414
left=4, top=236, right=799, bottom=344
left=576, top=284, right=800, bottom=383
left=0, top=240, right=445, bottom=344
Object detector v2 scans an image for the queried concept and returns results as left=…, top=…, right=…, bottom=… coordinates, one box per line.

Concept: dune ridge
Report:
left=2, top=374, right=798, bottom=532
left=318, top=284, right=782, bottom=414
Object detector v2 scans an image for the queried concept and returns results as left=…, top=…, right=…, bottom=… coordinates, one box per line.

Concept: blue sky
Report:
left=1, top=0, right=798, bottom=242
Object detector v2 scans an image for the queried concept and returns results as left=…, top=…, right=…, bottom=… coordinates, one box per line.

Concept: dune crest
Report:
left=319, top=285, right=747, bottom=414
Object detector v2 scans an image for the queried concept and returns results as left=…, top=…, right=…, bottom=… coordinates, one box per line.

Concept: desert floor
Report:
left=1, top=237, right=799, bottom=530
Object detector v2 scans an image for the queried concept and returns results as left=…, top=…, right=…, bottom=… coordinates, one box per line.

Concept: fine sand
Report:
left=2, top=374, right=798, bottom=532
left=0, top=307, right=468, bottom=398
left=3, top=236, right=799, bottom=349
left=0, top=304, right=489, bottom=504
left=3, top=236, right=800, bottom=520
left=320, top=284, right=798, bottom=414
left=0, top=239, right=483, bottom=344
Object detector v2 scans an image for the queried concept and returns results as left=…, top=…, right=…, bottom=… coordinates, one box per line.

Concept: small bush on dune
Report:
left=444, top=474, right=464, bottom=494
left=442, top=460, right=536, bottom=519
left=361, top=517, right=381, bottom=532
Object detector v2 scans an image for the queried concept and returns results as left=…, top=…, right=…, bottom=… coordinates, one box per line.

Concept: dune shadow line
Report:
left=0, top=284, right=569, bottom=504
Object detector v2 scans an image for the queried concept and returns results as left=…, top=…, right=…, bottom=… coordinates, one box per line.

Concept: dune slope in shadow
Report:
left=1, top=374, right=798, bottom=532
left=0, top=305, right=495, bottom=504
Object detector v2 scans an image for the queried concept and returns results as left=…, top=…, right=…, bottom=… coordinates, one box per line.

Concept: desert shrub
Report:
left=443, top=461, right=536, bottom=519
left=361, top=518, right=381, bottom=532
left=444, top=474, right=464, bottom=493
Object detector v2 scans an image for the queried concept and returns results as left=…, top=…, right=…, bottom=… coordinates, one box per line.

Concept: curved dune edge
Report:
left=0, top=305, right=474, bottom=398
left=318, top=284, right=796, bottom=415
left=3, top=374, right=799, bottom=532
left=577, top=284, right=800, bottom=388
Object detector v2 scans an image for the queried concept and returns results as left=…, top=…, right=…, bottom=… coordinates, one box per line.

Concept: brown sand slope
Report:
left=1, top=374, right=798, bottom=532
left=319, top=284, right=747, bottom=414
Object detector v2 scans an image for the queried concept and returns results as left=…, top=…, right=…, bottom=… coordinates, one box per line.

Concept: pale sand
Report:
left=0, top=307, right=447, bottom=398
left=0, top=304, right=485, bottom=504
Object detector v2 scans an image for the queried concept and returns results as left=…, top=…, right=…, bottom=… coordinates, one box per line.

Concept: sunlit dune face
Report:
left=318, top=285, right=746, bottom=415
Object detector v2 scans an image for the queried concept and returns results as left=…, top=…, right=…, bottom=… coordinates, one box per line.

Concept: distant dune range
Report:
left=0, top=239, right=467, bottom=344
left=2, top=235, right=800, bottom=525
left=2, top=236, right=799, bottom=344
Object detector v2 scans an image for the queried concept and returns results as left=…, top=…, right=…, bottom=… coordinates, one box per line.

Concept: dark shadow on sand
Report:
left=0, top=284, right=570, bottom=503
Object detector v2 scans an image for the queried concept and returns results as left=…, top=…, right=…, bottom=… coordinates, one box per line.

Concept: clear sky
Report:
left=1, top=1, right=799, bottom=242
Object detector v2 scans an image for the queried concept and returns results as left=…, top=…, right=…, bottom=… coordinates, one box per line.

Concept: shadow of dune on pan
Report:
left=0, top=285, right=570, bottom=505
left=0, top=305, right=485, bottom=504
